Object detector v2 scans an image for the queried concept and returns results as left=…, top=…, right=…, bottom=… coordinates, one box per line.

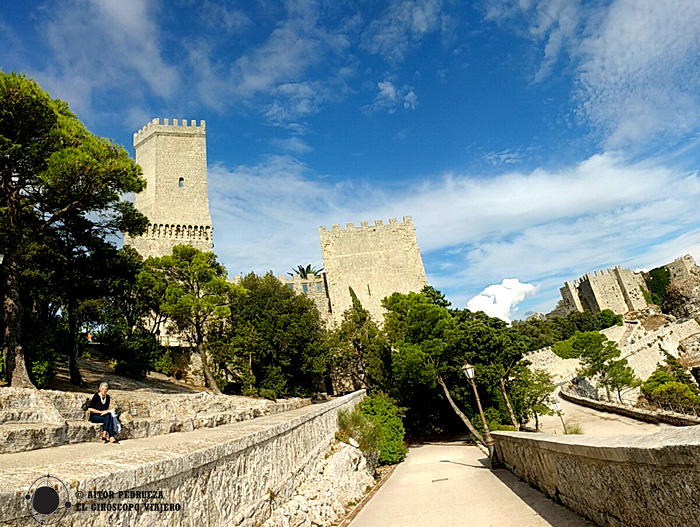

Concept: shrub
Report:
left=564, top=422, right=584, bottom=435
left=153, top=348, right=174, bottom=376
left=359, top=394, right=407, bottom=465
left=337, top=407, right=381, bottom=456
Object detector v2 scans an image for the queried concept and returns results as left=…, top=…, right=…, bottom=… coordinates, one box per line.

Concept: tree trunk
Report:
left=534, top=411, right=539, bottom=432
left=605, top=384, right=612, bottom=403
left=499, top=378, right=519, bottom=430
left=4, top=257, right=35, bottom=388
left=198, top=341, right=222, bottom=395
left=437, top=374, right=485, bottom=446
left=67, top=291, right=85, bottom=387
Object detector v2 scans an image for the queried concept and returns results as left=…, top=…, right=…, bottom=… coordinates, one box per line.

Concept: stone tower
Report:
left=319, top=216, right=427, bottom=326
left=125, top=118, right=213, bottom=258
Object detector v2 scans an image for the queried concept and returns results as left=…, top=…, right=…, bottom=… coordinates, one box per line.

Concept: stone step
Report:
left=0, top=389, right=310, bottom=454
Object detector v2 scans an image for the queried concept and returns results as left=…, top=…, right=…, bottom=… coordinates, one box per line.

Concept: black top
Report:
left=88, top=393, right=110, bottom=412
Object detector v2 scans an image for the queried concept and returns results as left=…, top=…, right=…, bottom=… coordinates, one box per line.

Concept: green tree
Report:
left=208, top=272, right=330, bottom=397
left=509, top=367, right=555, bottom=431
left=596, top=309, right=623, bottom=329
left=331, top=287, right=391, bottom=391
left=645, top=266, right=671, bottom=306
left=0, top=72, right=146, bottom=387
left=552, top=331, right=606, bottom=359
left=576, top=337, right=637, bottom=402
left=382, top=291, right=487, bottom=445
left=641, top=352, right=700, bottom=410
left=145, top=245, right=241, bottom=394
left=456, top=309, right=525, bottom=430
left=98, top=246, right=168, bottom=379
left=607, top=359, right=641, bottom=403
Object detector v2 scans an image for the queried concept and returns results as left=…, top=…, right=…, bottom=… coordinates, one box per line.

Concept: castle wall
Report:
left=612, top=266, right=648, bottom=312
left=559, top=282, right=582, bottom=314
left=125, top=118, right=213, bottom=259
left=665, top=254, right=697, bottom=282
left=586, top=270, right=629, bottom=314
left=319, top=217, right=427, bottom=326
left=278, top=273, right=333, bottom=325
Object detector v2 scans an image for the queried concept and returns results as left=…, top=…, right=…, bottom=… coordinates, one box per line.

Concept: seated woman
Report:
left=87, top=382, right=119, bottom=444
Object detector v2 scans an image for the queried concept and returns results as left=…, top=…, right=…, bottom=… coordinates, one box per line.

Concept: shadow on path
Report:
left=490, top=467, right=595, bottom=527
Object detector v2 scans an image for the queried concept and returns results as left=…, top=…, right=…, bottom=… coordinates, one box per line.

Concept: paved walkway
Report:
left=537, top=392, right=670, bottom=436
left=349, top=443, right=595, bottom=527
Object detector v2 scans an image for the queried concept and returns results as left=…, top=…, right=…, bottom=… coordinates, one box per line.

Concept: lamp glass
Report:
left=462, top=363, right=475, bottom=379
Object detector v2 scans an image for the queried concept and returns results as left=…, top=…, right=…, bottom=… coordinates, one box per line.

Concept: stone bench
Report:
left=0, top=388, right=311, bottom=454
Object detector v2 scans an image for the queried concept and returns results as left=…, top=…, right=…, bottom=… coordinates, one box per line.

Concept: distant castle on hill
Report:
left=125, top=118, right=427, bottom=329
left=549, top=254, right=698, bottom=317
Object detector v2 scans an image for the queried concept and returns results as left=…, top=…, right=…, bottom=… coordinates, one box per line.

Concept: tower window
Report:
left=302, top=284, right=309, bottom=293
left=179, top=177, right=184, bottom=188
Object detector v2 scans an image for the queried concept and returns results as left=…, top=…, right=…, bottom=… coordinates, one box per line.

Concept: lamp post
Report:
left=554, top=400, right=567, bottom=434
left=462, top=362, right=496, bottom=463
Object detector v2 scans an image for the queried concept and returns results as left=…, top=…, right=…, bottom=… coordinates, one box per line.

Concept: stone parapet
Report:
left=493, top=426, right=700, bottom=527
left=0, top=390, right=365, bottom=527
left=560, top=385, right=700, bottom=427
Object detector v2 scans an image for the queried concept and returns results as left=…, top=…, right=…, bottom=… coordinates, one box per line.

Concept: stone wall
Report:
left=277, top=273, right=333, bottom=325
left=493, top=426, right=700, bottom=527
left=0, top=390, right=365, bottom=527
left=319, top=217, right=427, bottom=326
left=559, top=266, right=648, bottom=316
left=526, top=319, right=700, bottom=393
left=0, top=388, right=309, bottom=454
left=560, top=384, right=700, bottom=426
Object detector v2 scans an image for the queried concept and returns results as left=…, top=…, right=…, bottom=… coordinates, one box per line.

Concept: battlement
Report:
left=133, top=118, right=206, bottom=147
left=318, top=216, right=413, bottom=233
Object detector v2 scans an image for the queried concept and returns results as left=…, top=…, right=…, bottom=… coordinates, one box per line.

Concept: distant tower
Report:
left=319, top=217, right=427, bottom=326
left=125, top=118, right=213, bottom=258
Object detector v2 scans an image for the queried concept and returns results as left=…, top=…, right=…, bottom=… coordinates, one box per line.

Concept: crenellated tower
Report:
left=319, top=216, right=427, bottom=326
left=125, top=118, right=213, bottom=258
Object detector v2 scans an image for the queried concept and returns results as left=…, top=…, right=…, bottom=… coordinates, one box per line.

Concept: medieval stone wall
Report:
left=125, top=118, right=213, bottom=259
left=0, top=391, right=366, bottom=527
left=665, top=254, right=698, bottom=282
left=556, top=255, right=698, bottom=317
left=319, top=217, right=427, bottom=326
left=493, top=426, right=700, bottom=527
left=278, top=273, right=333, bottom=325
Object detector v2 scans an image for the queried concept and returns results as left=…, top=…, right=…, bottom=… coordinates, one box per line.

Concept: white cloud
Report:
left=270, top=136, right=313, bottom=155
left=365, top=80, right=418, bottom=113
left=264, top=80, right=346, bottom=124
left=467, top=279, right=538, bottom=322
left=206, top=151, right=700, bottom=315
left=31, top=0, right=177, bottom=119
left=362, top=0, right=444, bottom=62
left=484, top=0, right=700, bottom=149
left=575, top=0, right=700, bottom=148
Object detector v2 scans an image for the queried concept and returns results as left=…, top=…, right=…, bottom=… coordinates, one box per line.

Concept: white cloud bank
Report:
left=207, top=151, right=700, bottom=315
left=484, top=0, right=700, bottom=149
left=467, top=279, right=538, bottom=323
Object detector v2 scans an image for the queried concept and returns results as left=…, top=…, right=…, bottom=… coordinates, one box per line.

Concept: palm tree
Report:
left=288, top=264, right=324, bottom=279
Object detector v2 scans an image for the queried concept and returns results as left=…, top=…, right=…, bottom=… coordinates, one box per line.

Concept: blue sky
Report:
left=4, top=0, right=700, bottom=321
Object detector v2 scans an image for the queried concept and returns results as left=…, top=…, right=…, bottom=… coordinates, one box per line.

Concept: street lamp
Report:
left=462, top=362, right=496, bottom=463
left=554, top=400, right=567, bottom=434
